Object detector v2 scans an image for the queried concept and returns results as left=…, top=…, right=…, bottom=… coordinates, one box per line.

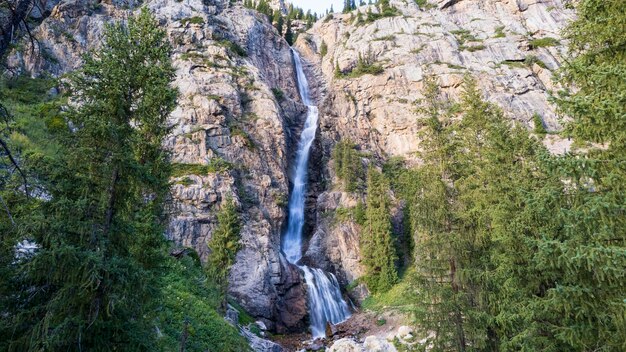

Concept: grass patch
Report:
left=217, top=39, right=248, bottom=57
left=494, top=26, right=506, bottom=38
left=175, top=177, right=195, bottom=186
left=414, top=0, right=436, bottom=10
left=361, top=271, right=416, bottom=313
left=529, top=37, right=559, bottom=49
left=433, top=60, right=464, bottom=70
left=451, top=29, right=480, bottom=45
left=333, top=203, right=366, bottom=226
left=461, top=44, right=486, bottom=52
left=227, top=298, right=255, bottom=326
left=0, top=75, right=63, bottom=158
left=524, top=55, right=548, bottom=69
left=373, top=35, right=396, bottom=42
left=181, top=16, right=204, bottom=26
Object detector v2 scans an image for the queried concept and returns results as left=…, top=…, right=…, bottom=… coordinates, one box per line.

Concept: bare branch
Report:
left=0, top=136, right=29, bottom=198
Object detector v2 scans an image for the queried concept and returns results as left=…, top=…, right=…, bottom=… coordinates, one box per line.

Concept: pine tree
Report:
left=332, top=140, right=364, bottom=192
left=207, top=197, right=241, bottom=297
left=362, top=167, right=398, bottom=293
left=320, top=40, right=328, bottom=57
left=284, top=19, right=294, bottom=45
left=273, top=11, right=284, bottom=35
left=0, top=9, right=177, bottom=351
left=519, top=1, right=626, bottom=348
left=409, top=77, right=469, bottom=351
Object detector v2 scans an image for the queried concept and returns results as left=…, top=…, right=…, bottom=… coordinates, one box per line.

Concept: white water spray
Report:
left=282, top=49, right=351, bottom=338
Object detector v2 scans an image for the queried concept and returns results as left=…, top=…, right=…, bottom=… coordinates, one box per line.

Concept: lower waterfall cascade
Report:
left=282, top=48, right=351, bottom=338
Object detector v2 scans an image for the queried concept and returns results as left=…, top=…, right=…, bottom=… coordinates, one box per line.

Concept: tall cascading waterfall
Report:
left=282, top=49, right=351, bottom=338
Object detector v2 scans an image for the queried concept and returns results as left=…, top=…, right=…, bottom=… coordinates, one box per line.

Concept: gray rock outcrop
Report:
left=2, top=0, right=577, bottom=341
left=293, top=0, right=574, bottom=292
left=5, top=0, right=309, bottom=333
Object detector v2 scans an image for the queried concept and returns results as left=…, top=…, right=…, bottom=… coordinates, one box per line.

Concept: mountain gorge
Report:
left=1, top=0, right=624, bottom=351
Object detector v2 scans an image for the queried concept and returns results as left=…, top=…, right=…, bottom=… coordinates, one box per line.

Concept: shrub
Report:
left=529, top=37, right=559, bottom=49
left=181, top=16, right=204, bottom=26
left=332, top=140, right=365, bottom=192
left=532, top=113, right=547, bottom=135
left=320, top=40, right=328, bottom=57
left=271, top=87, right=284, bottom=100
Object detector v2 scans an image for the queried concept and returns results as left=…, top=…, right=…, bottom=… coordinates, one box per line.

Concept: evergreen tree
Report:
left=320, top=40, right=328, bottom=57
left=273, top=11, right=284, bottom=34
left=206, top=197, right=241, bottom=297
left=0, top=9, right=178, bottom=351
left=362, top=167, right=398, bottom=293
left=332, top=140, right=364, bottom=192
left=517, top=1, right=626, bottom=348
left=284, top=19, right=294, bottom=45
left=410, top=77, right=469, bottom=351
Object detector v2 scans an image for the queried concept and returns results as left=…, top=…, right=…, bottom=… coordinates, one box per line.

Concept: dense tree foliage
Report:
left=0, top=9, right=246, bottom=351
left=382, top=1, right=626, bottom=348
left=241, top=0, right=317, bottom=42
left=332, top=140, right=364, bottom=192
left=361, top=167, right=398, bottom=293
left=207, top=198, right=241, bottom=297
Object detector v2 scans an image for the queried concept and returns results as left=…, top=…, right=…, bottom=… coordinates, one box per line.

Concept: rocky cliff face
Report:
left=6, top=0, right=310, bottom=333
left=293, top=0, right=574, bottom=291
left=3, top=0, right=575, bottom=338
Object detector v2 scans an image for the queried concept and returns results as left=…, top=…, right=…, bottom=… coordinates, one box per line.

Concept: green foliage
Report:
left=529, top=36, right=559, bottom=49
left=156, top=255, right=248, bottom=352
left=414, top=0, right=435, bottom=10
left=227, top=298, right=255, bottom=326
left=333, top=202, right=366, bottom=226
left=406, top=52, right=626, bottom=351
left=342, top=0, right=356, bottom=13
left=320, top=40, right=328, bottom=57
left=557, top=0, right=625, bottom=153
left=171, top=159, right=234, bottom=177
left=206, top=198, right=241, bottom=295
left=284, top=19, right=294, bottom=45
left=494, top=25, right=506, bottom=38
left=219, top=39, right=248, bottom=57
left=533, top=112, right=547, bottom=135
left=271, top=87, right=284, bottom=100
left=332, top=140, right=365, bottom=192
left=524, top=54, right=548, bottom=69
left=181, top=16, right=205, bottom=26
left=361, top=270, right=416, bottom=313
left=451, top=29, right=480, bottom=46
left=361, top=167, right=398, bottom=294
left=335, top=52, right=384, bottom=79
left=0, top=9, right=179, bottom=350
left=230, top=125, right=256, bottom=150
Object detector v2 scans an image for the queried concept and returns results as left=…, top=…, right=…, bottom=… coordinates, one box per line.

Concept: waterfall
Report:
left=282, top=49, right=351, bottom=338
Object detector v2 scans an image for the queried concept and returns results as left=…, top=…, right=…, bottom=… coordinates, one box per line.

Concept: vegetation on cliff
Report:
left=0, top=9, right=246, bottom=351
left=353, top=1, right=626, bottom=350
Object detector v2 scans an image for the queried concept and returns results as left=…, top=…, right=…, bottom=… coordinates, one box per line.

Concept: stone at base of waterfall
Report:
left=396, top=326, right=414, bottom=341
left=328, top=338, right=363, bottom=352
left=363, top=336, right=398, bottom=352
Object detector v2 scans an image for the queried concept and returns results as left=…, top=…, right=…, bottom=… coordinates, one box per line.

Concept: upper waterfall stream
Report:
left=282, top=49, right=351, bottom=338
